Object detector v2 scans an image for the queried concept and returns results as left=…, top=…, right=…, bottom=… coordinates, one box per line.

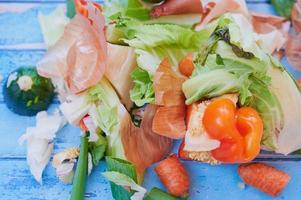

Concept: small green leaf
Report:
left=105, top=157, right=137, bottom=200
left=66, top=0, right=76, bottom=18
left=88, top=134, right=107, bottom=166
left=144, top=188, right=179, bottom=200
left=271, top=0, right=295, bottom=18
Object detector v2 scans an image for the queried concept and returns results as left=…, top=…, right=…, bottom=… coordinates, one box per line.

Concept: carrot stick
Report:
left=155, top=155, right=190, bottom=197
left=238, top=163, right=290, bottom=197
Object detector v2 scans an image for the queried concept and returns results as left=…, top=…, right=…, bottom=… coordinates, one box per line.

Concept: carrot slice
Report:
left=152, top=105, right=186, bottom=139
left=238, top=163, right=291, bottom=197
left=178, top=53, right=195, bottom=77
left=155, top=155, right=190, bottom=197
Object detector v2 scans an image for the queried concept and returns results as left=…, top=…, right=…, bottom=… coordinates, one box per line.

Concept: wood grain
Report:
left=0, top=1, right=301, bottom=200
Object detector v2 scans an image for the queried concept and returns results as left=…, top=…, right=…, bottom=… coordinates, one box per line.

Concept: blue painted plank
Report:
left=1, top=159, right=301, bottom=200
left=1, top=1, right=301, bottom=200
left=0, top=3, right=59, bottom=46
left=145, top=161, right=301, bottom=200
left=0, top=159, right=112, bottom=200
left=0, top=103, right=80, bottom=157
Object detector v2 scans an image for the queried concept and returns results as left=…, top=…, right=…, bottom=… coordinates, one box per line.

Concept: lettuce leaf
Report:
left=124, top=21, right=218, bottom=73
left=87, top=78, right=125, bottom=159
left=104, top=0, right=150, bottom=21
left=130, top=68, right=155, bottom=107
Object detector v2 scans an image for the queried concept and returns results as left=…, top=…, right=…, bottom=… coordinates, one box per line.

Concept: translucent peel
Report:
left=37, top=4, right=107, bottom=94
left=120, top=104, right=172, bottom=181
left=18, top=111, right=66, bottom=184
left=195, top=0, right=248, bottom=31
left=105, top=43, right=137, bottom=109
left=154, top=59, right=185, bottom=106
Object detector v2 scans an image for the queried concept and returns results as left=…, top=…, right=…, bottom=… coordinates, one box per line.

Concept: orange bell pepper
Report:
left=203, top=98, right=263, bottom=163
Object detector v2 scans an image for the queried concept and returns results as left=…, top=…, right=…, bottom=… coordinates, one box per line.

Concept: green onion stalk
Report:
left=70, top=131, right=89, bottom=200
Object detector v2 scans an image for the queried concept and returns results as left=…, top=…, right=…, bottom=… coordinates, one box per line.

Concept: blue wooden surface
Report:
left=1, top=1, right=301, bottom=200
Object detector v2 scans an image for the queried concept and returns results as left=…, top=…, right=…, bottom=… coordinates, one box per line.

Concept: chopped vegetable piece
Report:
left=37, top=4, right=107, bottom=94
left=285, top=33, right=301, bottom=71
left=88, top=134, right=107, bottom=166
left=74, top=0, right=102, bottom=17
left=121, top=104, right=172, bottom=182
left=150, top=0, right=202, bottom=18
left=144, top=188, right=179, bottom=200
left=179, top=53, right=195, bottom=77
left=203, top=98, right=263, bottom=163
left=238, top=163, right=291, bottom=197
left=155, top=155, right=190, bottom=197
left=66, top=0, right=76, bottom=18
left=154, top=59, right=185, bottom=106
left=142, top=0, right=164, bottom=3
left=298, top=78, right=301, bottom=86
left=130, top=68, right=155, bottom=107
left=38, top=5, right=70, bottom=48
left=106, top=157, right=137, bottom=200
left=102, top=171, right=147, bottom=200
left=106, top=43, right=137, bottom=109
left=271, top=0, right=295, bottom=18
left=195, top=0, right=248, bottom=30
left=70, top=134, right=89, bottom=200
left=52, top=147, right=80, bottom=184
left=152, top=105, right=186, bottom=139
left=251, top=12, right=287, bottom=34
left=18, top=111, right=65, bottom=183
left=292, top=0, right=301, bottom=33
left=178, top=140, right=220, bottom=164
left=3, top=67, right=55, bottom=116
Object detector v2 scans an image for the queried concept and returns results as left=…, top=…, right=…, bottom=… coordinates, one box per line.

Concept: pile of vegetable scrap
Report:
left=4, top=0, right=301, bottom=199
